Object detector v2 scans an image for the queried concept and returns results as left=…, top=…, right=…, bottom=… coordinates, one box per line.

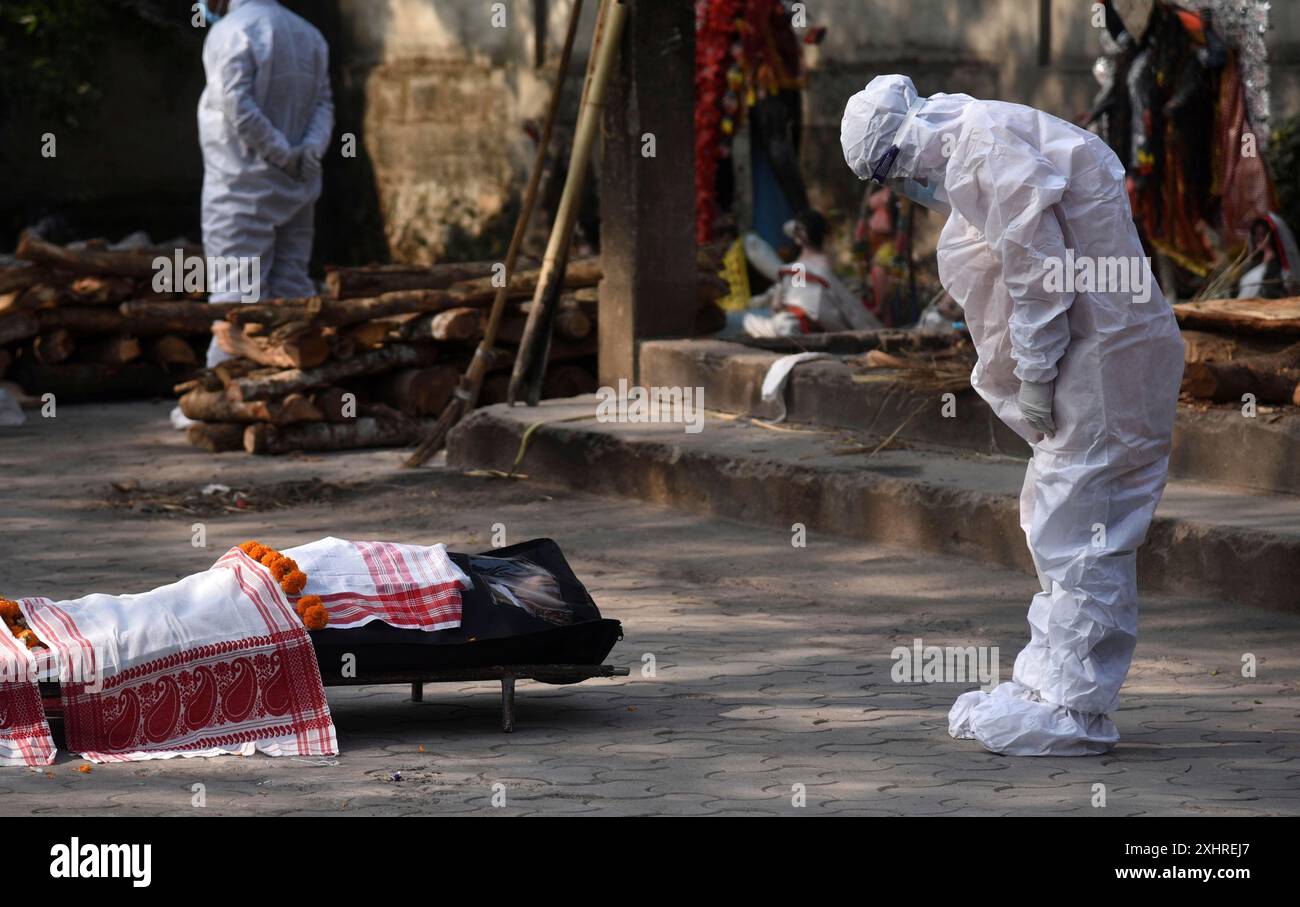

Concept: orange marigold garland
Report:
left=281, top=570, right=308, bottom=595
left=1, top=597, right=45, bottom=651
left=302, top=605, right=329, bottom=631
left=238, top=542, right=328, bottom=630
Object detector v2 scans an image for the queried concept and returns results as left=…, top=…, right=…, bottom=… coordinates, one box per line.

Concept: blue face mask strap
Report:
left=869, top=97, right=926, bottom=184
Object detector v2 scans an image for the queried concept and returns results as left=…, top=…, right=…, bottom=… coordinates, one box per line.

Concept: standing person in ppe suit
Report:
left=198, top=0, right=333, bottom=366
left=841, top=75, right=1184, bottom=756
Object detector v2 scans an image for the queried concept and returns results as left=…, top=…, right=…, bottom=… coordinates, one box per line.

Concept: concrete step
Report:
left=639, top=339, right=1300, bottom=497
left=447, top=397, right=1300, bottom=615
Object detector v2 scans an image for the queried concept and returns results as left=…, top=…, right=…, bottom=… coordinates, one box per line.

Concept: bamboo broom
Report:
left=405, top=0, right=588, bottom=467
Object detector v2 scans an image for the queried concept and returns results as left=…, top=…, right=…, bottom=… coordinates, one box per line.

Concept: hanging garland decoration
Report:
left=695, top=0, right=744, bottom=244
left=238, top=540, right=328, bottom=630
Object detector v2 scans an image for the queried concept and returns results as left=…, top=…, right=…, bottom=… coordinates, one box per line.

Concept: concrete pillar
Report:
left=598, top=0, right=696, bottom=388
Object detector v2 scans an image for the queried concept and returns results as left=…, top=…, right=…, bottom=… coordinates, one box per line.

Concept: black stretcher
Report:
left=41, top=539, right=626, bottom=733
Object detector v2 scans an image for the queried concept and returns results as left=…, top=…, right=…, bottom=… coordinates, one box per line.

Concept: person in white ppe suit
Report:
left=842, top=75, right=1184, bottom=756
left=743, top=210, right=883, bottom=337
left=198, top=0, right=333, bottom=366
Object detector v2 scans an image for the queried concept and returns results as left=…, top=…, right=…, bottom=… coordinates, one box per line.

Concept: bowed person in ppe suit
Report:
left=841, top=75, right=1184, bottom=756
left=198, top=0, right=333, bottom=366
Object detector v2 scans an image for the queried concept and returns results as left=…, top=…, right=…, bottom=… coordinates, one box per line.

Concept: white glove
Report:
left=271, top=145, right=306, bottom=180
left=1018, top=379, right=1056, bottom=438
left=301, top=146, right=322, bottom=178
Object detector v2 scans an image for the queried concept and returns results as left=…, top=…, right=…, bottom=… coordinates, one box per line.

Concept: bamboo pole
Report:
left=405, top=0, right=588, bottom=467
left=508, top=0, right=628, bottom=407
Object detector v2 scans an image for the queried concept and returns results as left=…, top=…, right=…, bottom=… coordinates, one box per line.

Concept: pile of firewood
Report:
left=0, top=233, right=211, bottom=405
left=178, top=254, right=728, bottom=455
left=1174, top=298, right=1300, bottom=407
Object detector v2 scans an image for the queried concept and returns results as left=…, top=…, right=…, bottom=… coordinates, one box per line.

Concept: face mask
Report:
left=198, top=0, right=222, bottom=25
left=891, top=176, right=952, bottom=217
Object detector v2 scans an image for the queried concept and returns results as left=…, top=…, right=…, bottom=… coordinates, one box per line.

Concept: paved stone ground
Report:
left=1, top=401, right=1297, bottom=816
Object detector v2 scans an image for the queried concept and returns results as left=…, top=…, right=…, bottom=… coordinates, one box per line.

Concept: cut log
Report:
left=179, top=387, right=323, bottom=424
left=186, top=422, right=247, bottom=453
left=82, top=335, right=142, bottom=365
left=495, top=304, right=591, bottom=344
left=36, top=306, right=125, bottom=333
left=68, top=276, right=138, bottom=305
left=1180, top=329, right=1294, bottom=364
left=0, top=263, right=53, bottom=295
left=311, top=387, right=356, bottom=421
left=1180, top=342, right=1300, bottom=404
left=325, top=260, right=497, bottom=299
left=212, top=321, right=329, bottom=369
left=228, top=343, right=438, bottom=401
left=16, top=231, right=203, bottom=278
left=146, top=335, right=199, bottom=368
left=1172, top=297, right=1300, bottom=334
left=401, top=306, right=482, bottom=342
left=542, top=363, right=597, bottom=399
left=374, top=364, right=461, bottom=417
left=117, top=300, right=238, bottom=334
left=446, top=256, right=601, bottom=305
left=244, top=409, right=425, bottom=455
left=225, top=290, right=452, bottom=330
left=0, top=312, right=39, bottom=345
left=16, top=284, right=67, bottom=310
left=33, top=329, right=75, bottom=365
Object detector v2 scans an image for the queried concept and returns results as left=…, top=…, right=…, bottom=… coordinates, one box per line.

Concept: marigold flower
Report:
left=0, top=599, right=21, bottom=622
left=269, top=557, right=298, bottom=582
left=259, top=549, right=281, bottom=567
left=239, top=540, right=261, bottom=555
left=281, top=570, right=308, bottom=595
left=302, top=605, right=329, bottom=631
left=24, top=633, right=43, bottom=650
left=295, top=595, right=323, bottom=618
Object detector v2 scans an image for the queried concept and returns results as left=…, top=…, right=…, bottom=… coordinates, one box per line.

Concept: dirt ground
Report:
left=1, top=401, right=1298, bottom=816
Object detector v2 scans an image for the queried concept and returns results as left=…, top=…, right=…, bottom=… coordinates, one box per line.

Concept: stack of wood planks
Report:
left=0, top=233, right=212, bottom=405
left=178, top=254, right=729, bottom=455
left=1174, top=297, right=1300, bottom=407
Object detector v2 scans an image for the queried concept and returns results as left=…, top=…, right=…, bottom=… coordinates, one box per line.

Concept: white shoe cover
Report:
left=948, top=682, right=1118, bottom=756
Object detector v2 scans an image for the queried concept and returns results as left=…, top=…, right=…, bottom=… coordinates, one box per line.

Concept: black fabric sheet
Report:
left=308, top=538, right=622, bottom=677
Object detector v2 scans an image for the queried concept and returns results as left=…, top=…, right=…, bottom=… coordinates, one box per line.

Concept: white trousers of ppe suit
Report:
left=840, top=75, right=1184, bottom=756
left=197, top=0, right=333, bottom=367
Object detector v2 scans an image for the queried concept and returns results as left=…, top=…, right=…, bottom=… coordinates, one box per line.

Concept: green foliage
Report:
left=0, top=0, right=113, bottom=127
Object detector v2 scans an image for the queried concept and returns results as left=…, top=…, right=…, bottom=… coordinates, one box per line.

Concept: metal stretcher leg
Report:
left=501, top=676, right=516, bottom=732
